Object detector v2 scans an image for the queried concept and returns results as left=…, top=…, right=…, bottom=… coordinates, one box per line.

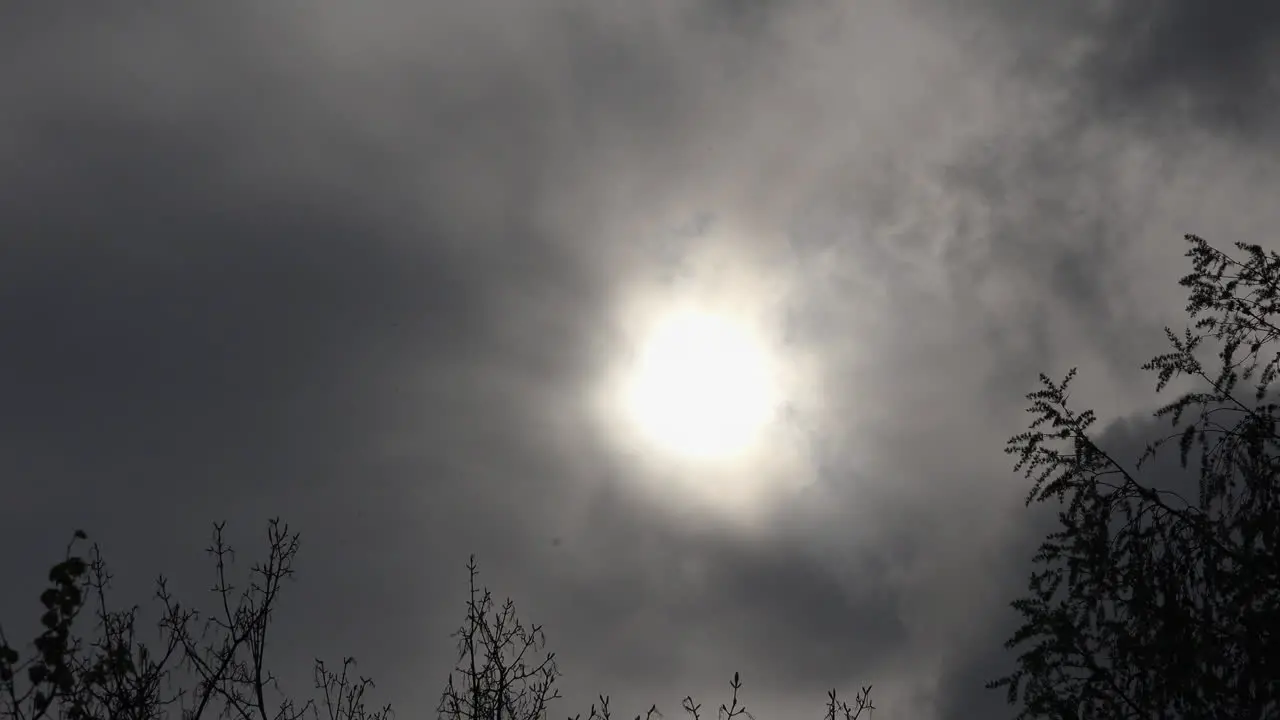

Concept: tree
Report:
left=434, top=557, right=876, bottom=720
left=989, top=234, right=1280, bottom=718
left=436, top=556, right=560, bottom=720
left=4, top=522, right=876, bottom=720
left=0, top=519, right=389, bottom=720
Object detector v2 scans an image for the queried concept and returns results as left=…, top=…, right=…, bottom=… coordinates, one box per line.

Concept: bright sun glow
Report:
left=622, top=310, right=778, bottom=460
left=589, top=234, right=824, bottom=525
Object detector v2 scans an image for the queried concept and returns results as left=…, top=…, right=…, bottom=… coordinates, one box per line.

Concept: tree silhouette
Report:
left=436, top=555, right=560, bottom=720
left=3, top=523, right=875, bottom=720
left=434, top=557, right=875, bottom=720
left=0, top=519, right=388, bottom=720
left=990, top=235, right=1280, bottom=718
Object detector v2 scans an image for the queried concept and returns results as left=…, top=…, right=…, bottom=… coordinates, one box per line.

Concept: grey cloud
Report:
left=1, top=2, right=1276, bottom=720
left=953, top=0, right=1280, bottom=136
left=1077, top=0, right=1280, bottom=137
left=929, top=0, right=1280, bottom=417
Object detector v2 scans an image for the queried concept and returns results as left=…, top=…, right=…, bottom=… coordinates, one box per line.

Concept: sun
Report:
left=588, top=236, right=821, bottom=524
left=621, top=309, right=778, bottom=460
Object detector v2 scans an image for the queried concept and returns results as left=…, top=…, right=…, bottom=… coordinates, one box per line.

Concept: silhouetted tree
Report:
left=435, top=556, right=560, bottom=720
left=0, top=519, right=389, bottom=720
left=5, top=526, right=876, bottom=720
left=990, top=235, right=1280, bottom=719
left=434, top=558, right=875, bottom=720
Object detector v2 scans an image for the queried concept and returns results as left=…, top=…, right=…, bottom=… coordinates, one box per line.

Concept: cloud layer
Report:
left=3, top=2, right=1278, bottom=717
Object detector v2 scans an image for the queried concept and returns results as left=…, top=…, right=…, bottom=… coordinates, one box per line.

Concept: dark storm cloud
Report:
left=918, top=3, right=1280, bottom=716
left=0, top=63, right=588, bottom=702
left=552, top=512, right=907, bottom=684
left=0, top=3, right=903, bottom=716
left=3, top=2, right=1277, bottom=719
left=1077, top=0, right=1280, bottom=137
left=940, top=124, right=1165, bottom=401
left=931, top=0, right=1280, bottom=410
left=0, top=1, right=631, bottom=702
left=964, top=0, right=1280, bottom=136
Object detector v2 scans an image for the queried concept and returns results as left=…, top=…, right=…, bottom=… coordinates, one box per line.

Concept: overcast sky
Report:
left=3, top=2, right=1279, bottom=719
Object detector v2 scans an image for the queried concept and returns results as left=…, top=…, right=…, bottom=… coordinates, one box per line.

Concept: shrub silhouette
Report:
left=0, top=519, right=388, bottom=720
left=991, top=235, right=1280, bottom=718
left=1, top=519, right=875, bottom=720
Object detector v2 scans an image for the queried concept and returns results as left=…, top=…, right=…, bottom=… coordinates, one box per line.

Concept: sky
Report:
left=2, top=2, right=1279, bottom=718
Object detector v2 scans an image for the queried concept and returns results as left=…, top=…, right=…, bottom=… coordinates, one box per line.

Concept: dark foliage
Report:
left=990, top=235, right=1280, bottom=718
left=3, top=523, right=874, bottom=720
left=436, top=556, right=560, bottom=720
left=0, top=519, right=388, bottom=720
left=434, top=556, right=875, bottom=720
